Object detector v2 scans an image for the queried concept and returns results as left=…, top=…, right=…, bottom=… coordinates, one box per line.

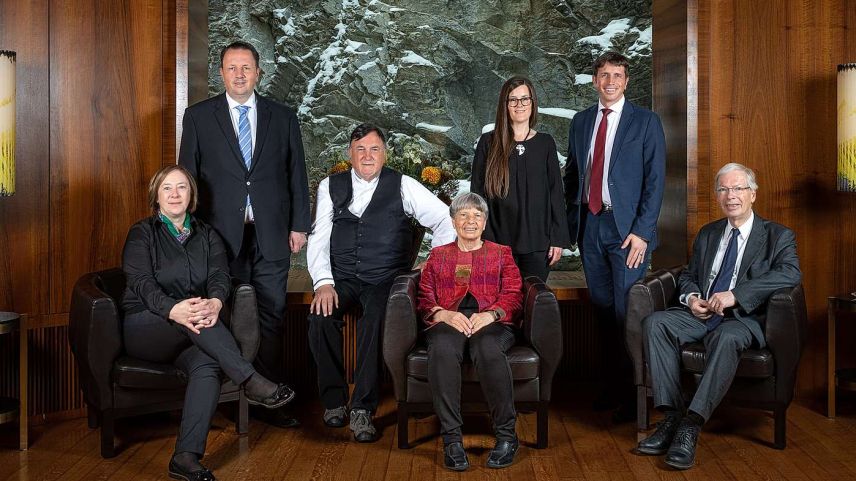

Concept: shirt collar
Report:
left=225, top=92, right=257, bottom=111
left=728, top=211, right=754, bottom=239
left=598, top=95, right=625, bottom=116
left=350, top=168, right=380, bottom=187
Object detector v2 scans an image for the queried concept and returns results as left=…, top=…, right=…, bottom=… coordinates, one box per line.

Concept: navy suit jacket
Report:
left=179, top=92, right=311, bottom=262
left=563, top=100, right=666, bottom=249
left=678, top=215, right=802, bottom=348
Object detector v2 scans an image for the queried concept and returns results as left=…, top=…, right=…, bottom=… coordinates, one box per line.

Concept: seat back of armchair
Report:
left=625, top=266, right=684, bottom=385
left=68, top=268, right=125, bottom=410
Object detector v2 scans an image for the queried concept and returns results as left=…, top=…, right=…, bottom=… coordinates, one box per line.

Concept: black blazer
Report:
left=678, top=214, right=802, bottom=348
left=179, top=92, right=311, bottom=261
left=121, top=215, right=231, bottom=320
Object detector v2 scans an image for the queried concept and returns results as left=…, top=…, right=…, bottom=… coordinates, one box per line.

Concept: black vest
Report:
left=329, top=168, right=413, bottom=284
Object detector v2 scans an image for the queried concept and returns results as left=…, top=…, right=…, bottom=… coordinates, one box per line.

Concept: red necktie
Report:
left=589, top=108, right=612, bottom=214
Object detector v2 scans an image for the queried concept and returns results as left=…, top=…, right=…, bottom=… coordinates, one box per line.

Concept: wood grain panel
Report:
left=652, top=0, right=691, bottom=268
left=49, top=0, right=165, bottom=314
left=700, top=0, right=856, bottom=400
left=0, top=0, right=50, bottom=315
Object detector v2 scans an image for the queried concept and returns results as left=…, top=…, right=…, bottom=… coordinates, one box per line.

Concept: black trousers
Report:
left=513, top=250, right=549, bottom=282
left=425, top=322, right=517, bottom=445
left=307, top=275, right=397, bottom=412
left=124, top=311, right=255, bottom=456
left=229, top=224, right=291, bottom=384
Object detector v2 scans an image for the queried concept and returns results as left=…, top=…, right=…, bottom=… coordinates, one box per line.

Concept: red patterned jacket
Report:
left=417, top=240, right=523, bottom=328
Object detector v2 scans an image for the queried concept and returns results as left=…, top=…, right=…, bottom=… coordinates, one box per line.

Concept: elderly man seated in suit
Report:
left=634, top=162, right=801, bottom=470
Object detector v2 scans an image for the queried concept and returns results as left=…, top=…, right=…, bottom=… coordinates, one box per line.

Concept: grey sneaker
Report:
left=349, top=408, right=377, bottom=443
left=323, top=406, right=347, bottom=428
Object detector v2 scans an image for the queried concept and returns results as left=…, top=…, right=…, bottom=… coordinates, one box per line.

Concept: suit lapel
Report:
left=736, top=215, right=767, bottom=283
left=579, top=107, right=597, bottom=172
left=701, top=218, right=727, bottom=296
left=607, top=101, right=634, bottom=176
left=213, top=95, right=248, bottom=172
left=251, top=95, right=271, bottom=173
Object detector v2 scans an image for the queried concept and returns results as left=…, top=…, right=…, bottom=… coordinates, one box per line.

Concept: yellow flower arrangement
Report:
left=329, top=160, right=351, bottom=175
left=420, top=166, right=442, bottom=185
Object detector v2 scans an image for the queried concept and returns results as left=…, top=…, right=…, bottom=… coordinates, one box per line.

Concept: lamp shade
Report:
left=839, top=63, right=856, bottom=192
left=0, top=50, right=14, bottom=196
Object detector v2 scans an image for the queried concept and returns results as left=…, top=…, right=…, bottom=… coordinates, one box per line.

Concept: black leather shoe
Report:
left=251, top=406, right=301, bottom=428
left=168, top=458, right=216, bottom=481
left=636, top=411, right=682, bottom=455
left=247, top=383, right=295, bottom=410
left=664, top=418, right=701, bottom=470
left=486, top=437, right=519, bottom=469
left=443, top=442, right=469, bottom=471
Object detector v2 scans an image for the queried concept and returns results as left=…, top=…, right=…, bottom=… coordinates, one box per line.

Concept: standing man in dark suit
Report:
left=179, top=40, right=311, bottom=428
left=635, top=163, right=801, bottom=469
left=563, top=51, right=666, bottom=417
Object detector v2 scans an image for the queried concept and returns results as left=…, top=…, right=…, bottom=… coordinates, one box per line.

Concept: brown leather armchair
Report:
left=383, top=271, right=562, bottom=449
left=68, top=268, right=260, bottom=458
left=625, top=266, right=807, bottom=449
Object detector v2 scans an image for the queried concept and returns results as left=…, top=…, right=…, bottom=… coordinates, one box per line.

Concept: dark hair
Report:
left=220, top=41, right=260, bottom=68
left=147, top=165, right=198, bottom=214
left=593, top=51, right=630, bottom=77
left=350, top=123, right=387, bottom=144
left=484, top=76, right=538, bottom=198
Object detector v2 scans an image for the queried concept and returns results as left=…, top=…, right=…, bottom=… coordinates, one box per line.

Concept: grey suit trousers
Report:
left=642, top=308, right=753, bottom=421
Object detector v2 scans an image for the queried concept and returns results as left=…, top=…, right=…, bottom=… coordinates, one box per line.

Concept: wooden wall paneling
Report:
left=0, top=0, right=50, bottom=315
left=701, top=0, right=856, bottom=400
left=163, top=0, right=177, bottom=166
left=786, top=0, right=845, bottom=401
left=652, top=0, right=691, bottom=268
left=49, top=0, right=166, bottom=314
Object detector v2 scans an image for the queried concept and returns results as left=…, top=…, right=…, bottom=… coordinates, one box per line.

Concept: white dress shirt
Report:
left=307, top=169, right=457, bottom=289
left=680, top=212, right=755, bottom=305
left=584, top=95, right=625, bottom=206
left=225, top=92, right=258, bottom=222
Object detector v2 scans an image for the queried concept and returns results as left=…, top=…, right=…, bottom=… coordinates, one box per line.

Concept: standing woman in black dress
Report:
left=471, top=76, right=572, bottom=281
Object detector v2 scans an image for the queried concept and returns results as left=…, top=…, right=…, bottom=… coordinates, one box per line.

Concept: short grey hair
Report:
left=449, top=192, right=489, bottom=219
left=715, top=162, right=759, bottom=191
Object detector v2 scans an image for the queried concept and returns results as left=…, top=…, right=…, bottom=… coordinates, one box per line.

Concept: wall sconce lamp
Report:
left=839, top=63, right=856, bottom=193
left=0, top=50, right=14, bottom=197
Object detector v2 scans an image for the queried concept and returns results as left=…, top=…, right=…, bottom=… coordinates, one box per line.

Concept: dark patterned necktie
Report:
left=706, top=228, right=740, bottom=331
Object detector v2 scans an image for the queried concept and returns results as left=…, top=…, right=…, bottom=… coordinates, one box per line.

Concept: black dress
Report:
left=471, top=131, right=571, bottom=260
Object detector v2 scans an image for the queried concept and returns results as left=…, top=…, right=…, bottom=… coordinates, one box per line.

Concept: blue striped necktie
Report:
left=236, top=105, right=252, bottom=169
left=706, top=227, right=740, bottom=331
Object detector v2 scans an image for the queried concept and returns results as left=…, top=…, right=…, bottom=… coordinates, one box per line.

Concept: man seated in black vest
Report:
left=306, top=123, right=456, bottom=442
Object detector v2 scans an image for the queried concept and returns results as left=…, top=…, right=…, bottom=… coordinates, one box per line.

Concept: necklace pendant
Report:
left=516, top=144, right=526, bottom=156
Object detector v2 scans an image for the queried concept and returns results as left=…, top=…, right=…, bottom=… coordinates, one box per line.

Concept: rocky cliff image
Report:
left=208, top=0, right=651, bottom=267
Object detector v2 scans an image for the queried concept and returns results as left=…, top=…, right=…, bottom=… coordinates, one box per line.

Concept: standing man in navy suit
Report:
left=563, top=51, right=666, bottom=418
left=179, top=41, right=311, bottom=428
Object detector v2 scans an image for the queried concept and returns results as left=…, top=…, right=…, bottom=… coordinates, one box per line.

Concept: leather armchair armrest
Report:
left=69, top=272, right=123, bottom=410
left=763, top=284, right=807, bottom=404
left=383, top=270, right=421, bottom=402
left=522, top=276, right=562, bottom=401
left=227, top=283, right=259, bottom=363
left=625, top=266, right=684, bottom=386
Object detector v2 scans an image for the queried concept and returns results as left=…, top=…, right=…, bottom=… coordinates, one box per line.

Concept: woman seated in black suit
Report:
left=121, top=165, right=293, bottom=481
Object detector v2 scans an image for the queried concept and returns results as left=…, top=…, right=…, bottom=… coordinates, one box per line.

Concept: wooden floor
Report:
left=2, top=389, right=856, bottom=481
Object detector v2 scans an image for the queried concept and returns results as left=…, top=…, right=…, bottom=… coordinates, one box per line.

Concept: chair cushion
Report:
left=113, top=356, right=187, bottom=390
left=406, top=345, right=539, bottom=382
left=680, top=343, right=774, bottom=378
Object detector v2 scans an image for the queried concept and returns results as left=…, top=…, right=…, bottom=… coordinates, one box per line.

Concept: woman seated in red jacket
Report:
left=417, top=192, right=524, bottom=472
